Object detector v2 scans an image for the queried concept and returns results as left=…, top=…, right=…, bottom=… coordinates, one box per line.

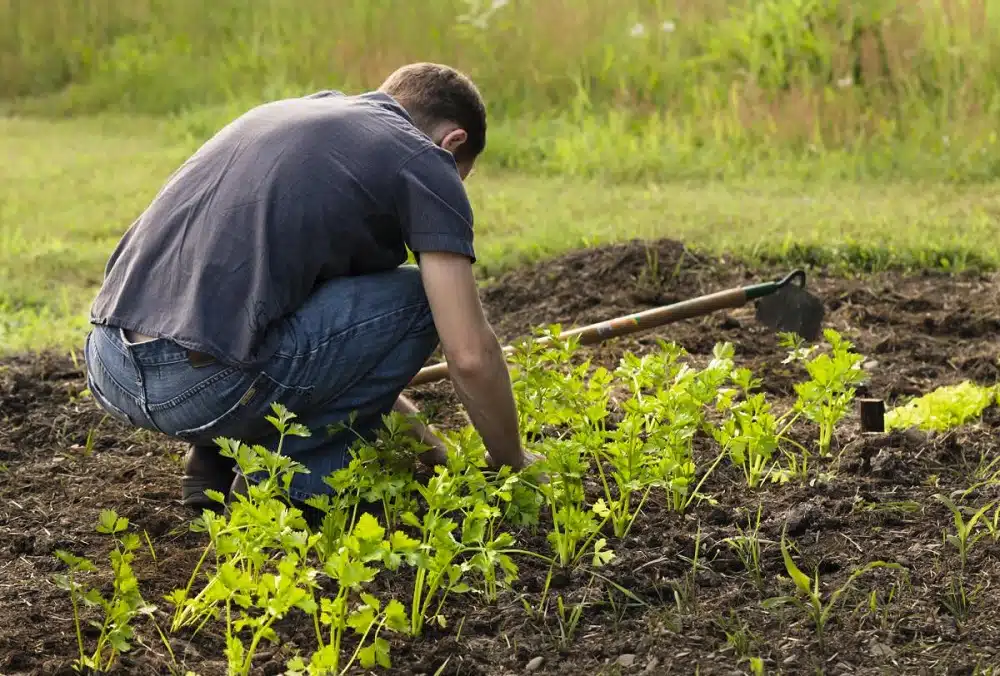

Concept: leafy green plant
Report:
left=457, top=464, right=543, bottom=603
left=167, top=408, right=314, bottom=633
left=53, top=510, right=160, bottom=673
left=595, top=341, right=734, bottom=516
left=167, top=405, right=419, bottom=675
left=886, top=381, right=1000, bottom=432
left=396, top=467, right=479, bottom=636
left=712, top=330, right=868, bottom=486
left=765, top=527, right=906, bottom=653
left=507, top=326, right=611, bottom=440
left=592, top=344, right=690, bottom=535
left=783, top=329, right=867, bottom=457
left=746, top=656, right=766, bottom=675
left=714, top=369, right=779, bottom=488
left=301, top=514, right=410, bottom=674
left=319, top=411, right=421, bottom=532
left=536, top=437, right=611, bottom=570
left=934, top=493, right=996, bottom=570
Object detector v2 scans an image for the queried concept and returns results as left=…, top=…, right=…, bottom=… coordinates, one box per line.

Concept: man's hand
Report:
left=418, top=251, right=524, bottom=467
left=417, top=440, right=450, bottom=469
left=394, top=394, right=451, bottom=468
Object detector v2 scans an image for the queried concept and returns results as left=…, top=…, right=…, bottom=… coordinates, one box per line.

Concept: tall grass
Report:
left=3, top=0, right=1000, bottom=181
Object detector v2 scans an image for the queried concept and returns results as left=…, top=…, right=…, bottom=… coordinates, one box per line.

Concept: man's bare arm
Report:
left=417, top=251, right=526, bottom=467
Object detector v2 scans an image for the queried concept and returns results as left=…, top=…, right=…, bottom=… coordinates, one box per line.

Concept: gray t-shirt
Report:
left=90, top=91, right=476, bottom=366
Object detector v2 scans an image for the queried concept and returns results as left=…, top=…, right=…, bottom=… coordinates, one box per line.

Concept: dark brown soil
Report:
left=3, top=238, right=1000, bottom=675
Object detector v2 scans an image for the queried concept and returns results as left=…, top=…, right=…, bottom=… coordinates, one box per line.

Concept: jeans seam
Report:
left=170, top=371, right=269, bottom=439
left=273, top=302, right=432, bottom=360
left=101, top=330, right=130, bottom=359
left=145, top=366, right=242, bottom=411
left=91, top=345, right=140, bottom=402
left=170, top=373, right=315, bottom=440
left=86, top=365, right=139, bottom=424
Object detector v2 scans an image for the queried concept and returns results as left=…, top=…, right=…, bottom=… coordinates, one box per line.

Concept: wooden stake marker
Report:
left=859, top=398, right=886, bottom=434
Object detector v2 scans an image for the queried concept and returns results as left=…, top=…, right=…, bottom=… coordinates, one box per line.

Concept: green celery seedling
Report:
left=714, top=368, right=779, bottom=489
left=785, top=329, right=867, bottom=457
left=54, top=510, right=160, bottom=674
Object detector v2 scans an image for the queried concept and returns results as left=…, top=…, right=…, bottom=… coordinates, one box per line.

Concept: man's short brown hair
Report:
left=379, top=63, right=486, bottom=164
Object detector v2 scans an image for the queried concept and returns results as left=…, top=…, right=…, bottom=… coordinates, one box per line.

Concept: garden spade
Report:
left=408, top=268, right=825, bottom=387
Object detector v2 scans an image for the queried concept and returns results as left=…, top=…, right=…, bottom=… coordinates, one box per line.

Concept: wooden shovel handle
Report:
left=407, top=286, right=748, bottom=388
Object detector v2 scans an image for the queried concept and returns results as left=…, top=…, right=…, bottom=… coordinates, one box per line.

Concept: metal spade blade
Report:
left=754, top=279, right=825, bottom=341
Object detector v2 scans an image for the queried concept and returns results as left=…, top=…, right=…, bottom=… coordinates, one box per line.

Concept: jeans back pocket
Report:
left=150, top=369, right=314, bottom=446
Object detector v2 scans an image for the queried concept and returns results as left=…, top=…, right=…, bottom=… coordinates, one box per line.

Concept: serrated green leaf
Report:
left=347, top=605, right=376, bottom=633
left=384, top=599, right=409, bottom=632
left=592, top=498, right=611, bottom=518
left=353, top=511, right=385, bottom=542
left=83, top=588, right=105, bottom=606
left=203, top=488, right=227, bottom=504
left=593, top=538, right=616, bottom=566
left=357, top=643, right=378, bottom=669
left=96, top=509, right=127, bottom=534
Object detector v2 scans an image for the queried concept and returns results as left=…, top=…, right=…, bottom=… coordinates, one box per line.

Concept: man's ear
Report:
left=438, top=128, right=468, bottom=155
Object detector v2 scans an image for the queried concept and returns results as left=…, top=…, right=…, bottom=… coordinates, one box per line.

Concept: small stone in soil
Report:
left=870, top=641, right=895, bottom=658
left=616, top=654, right=636, bottom=668
left=784, top=501, right=818, bottom=535
left=526, top=656, right=545, bottom=672
left=643, top=658, right=660, bottom=673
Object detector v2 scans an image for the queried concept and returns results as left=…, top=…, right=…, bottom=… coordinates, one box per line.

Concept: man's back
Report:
left=90, top=90, right=475, bottom=366
left=83, top=63, right=536, bottom=507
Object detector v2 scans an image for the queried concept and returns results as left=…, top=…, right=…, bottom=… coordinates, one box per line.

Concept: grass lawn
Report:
left=3, top=114, right=1000, bottom=356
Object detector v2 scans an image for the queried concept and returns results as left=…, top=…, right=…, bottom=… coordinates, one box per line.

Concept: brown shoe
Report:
left=181, top=444, right=237, bottom=511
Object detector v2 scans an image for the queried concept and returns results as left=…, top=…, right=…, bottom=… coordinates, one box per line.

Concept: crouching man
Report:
left=83, top=62, right=536, bottom=511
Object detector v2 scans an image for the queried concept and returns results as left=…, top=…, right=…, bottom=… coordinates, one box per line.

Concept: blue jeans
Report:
left=84, top=265, right=438, bottom=502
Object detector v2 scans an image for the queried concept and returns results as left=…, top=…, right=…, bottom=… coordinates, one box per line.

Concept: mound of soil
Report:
left=3, top=238, right=1000, bottom=675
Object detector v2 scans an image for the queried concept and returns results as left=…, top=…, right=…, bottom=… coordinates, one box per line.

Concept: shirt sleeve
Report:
left=394, top=146, right=476, bottom=263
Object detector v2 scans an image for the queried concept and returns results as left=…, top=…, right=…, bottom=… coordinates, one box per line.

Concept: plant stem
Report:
left=340, top=617, right=384, bottom=675
left=172, top=541, right=214, bottom=631
left=569, top=512, right=613, bottom=569
left=683, top=449, right=727, bottom=512
left=777, top=410, right=803, bottom=439
left=621, top=487, right=652, bottom=540
left=66, top=572, right=86, bottom=669
left=241, top=616, right=278, bottom=676
left=412, top=566, right=426, bottom=636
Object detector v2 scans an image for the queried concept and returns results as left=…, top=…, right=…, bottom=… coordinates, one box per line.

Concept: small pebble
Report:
left=644, top=658, right=660, bottom=673
left=616, top=654, right=636, bottom=668
left=526, top=656, right=544, bottom=672
left=870, top=641, right=895, bottom=659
